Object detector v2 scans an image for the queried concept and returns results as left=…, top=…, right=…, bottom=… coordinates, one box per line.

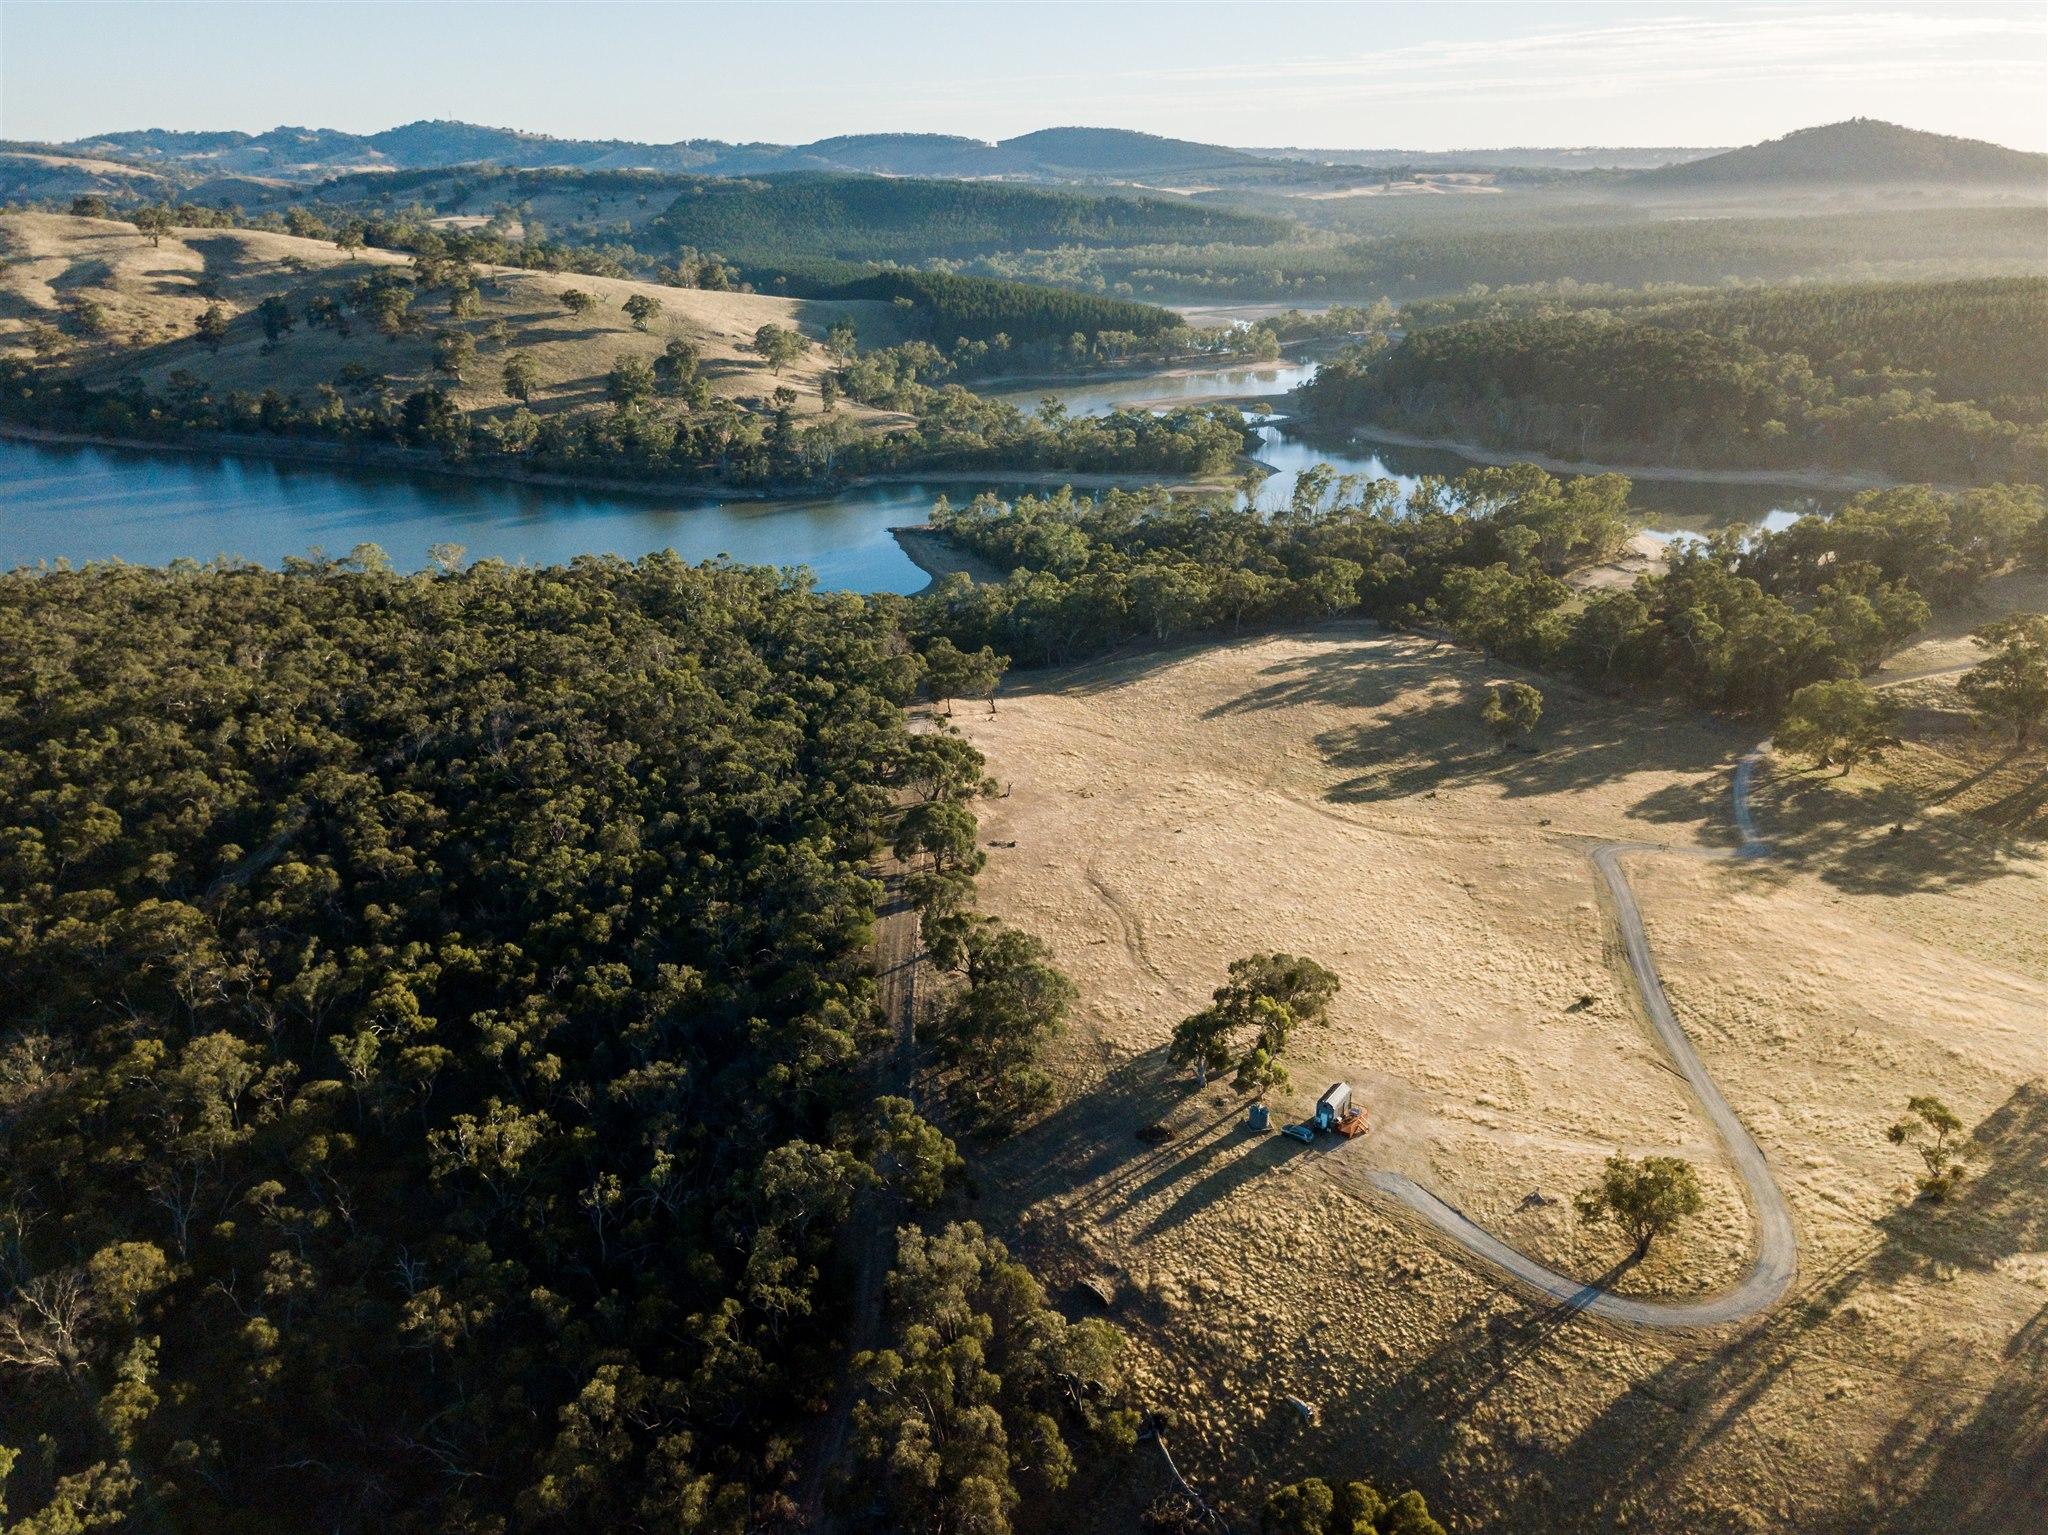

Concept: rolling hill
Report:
left=63, top=120, right=1276, bottom=184
left=1632, top=118, right=2048, bottom=192
left=0, top=212, right=913, bottom=426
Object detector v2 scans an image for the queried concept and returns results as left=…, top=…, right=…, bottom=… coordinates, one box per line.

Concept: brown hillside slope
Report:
left=0, top=212, right=913, bottom=426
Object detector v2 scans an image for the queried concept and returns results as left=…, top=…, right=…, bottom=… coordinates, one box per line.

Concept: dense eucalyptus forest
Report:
left=1304, top=277, right=2048, bottom=483
left=912, top=473, right=2046, bottom=713
left=0, top=555, right=1136, bottom=1533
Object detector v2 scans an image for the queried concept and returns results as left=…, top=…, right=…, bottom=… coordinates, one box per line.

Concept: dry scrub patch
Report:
left=947, top=624, right=2046, bottom=1533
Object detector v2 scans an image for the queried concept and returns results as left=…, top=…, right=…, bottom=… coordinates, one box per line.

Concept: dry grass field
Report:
left=939, top=622, right=2046, bottom=1533
left=0, top=211, right=913, bottom=426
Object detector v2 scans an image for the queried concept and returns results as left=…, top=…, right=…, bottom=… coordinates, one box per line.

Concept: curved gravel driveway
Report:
left=1364, top=742, right=1801, bottom=1326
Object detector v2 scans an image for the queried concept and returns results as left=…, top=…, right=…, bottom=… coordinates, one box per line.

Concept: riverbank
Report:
left=889, top=524, right=1010, bottom=595
left=1339, top=422, right=1942, bottom=494
left=0, top=420, right=1240, bottom=507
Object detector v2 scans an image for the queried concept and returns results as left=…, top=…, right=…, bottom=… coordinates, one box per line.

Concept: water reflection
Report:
left=0, top=438, right=945, bottom=590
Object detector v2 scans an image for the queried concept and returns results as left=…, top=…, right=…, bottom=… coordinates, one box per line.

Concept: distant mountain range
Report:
left=1631, top=118, right=2047, bottom=192
left=63, top=123, right=1273, bottom=184
left=27, top=117, right=2045, bottom=204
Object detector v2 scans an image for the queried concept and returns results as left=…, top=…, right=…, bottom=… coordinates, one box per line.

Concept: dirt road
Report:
left=795, top=867, right=924, bottom=1525
left=1366, top=741, right=1801, bottom=1326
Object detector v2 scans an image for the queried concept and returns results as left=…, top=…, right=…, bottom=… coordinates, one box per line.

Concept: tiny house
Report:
left=1314, top=1082, right=1352, bottom=1129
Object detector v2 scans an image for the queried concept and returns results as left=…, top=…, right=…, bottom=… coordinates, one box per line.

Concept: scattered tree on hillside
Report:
left=334, top=221, right=366, bottom=259
left=1887, top=1095, right=1971, bottom=1199
left=606, top=354, right=656, bottom=407
left=1575, top=1153, right=1704, bottom=1259
left=1958, top=613, right=2048, bottom=747
left=558, top=288, right=599, bottom=316
left=1261, top=1478, right=1446, bottom=1535
left=921, top=636, right=1007, bottom=716
left=752, top=322, right=804, bottom=375
left=69, top=195, right=109, bottom=219
left=621, top=293, right=663, bottom=331
left=432, top=329, right=477, bottom=384
left=850, top=1223, right=1138, bottom=1534
left=501, top=351, right=539, bottom=403
left=1169, top=953, right=1341, bottom=1096
left=283, top=207, right=331, bottom=242
left=129, top=206, right=173, bottom=247
left=825, top=317, right=860, bottom=361
left=653, top=337, right=699, bottom=394
left=255, top=295, right=295, bottom=347
left=191, top=304, right=230, bottom=354
left=1776, top=678, right=1899, bottom=772
left=1480, top=680, right=1543, bottom=751
left=68, top=298, right=112, bottom=338
left=483, top=317, right=512, bottom=350
left=302, top=295, right=347, bottom=335
left=818, top=374, right=839, bottom=412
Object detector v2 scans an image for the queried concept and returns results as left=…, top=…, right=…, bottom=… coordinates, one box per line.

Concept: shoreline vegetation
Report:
left=1302, top=277, right=2048, bottom=488
left=1335, top=423, right=1957, bottom=494
left=0, top=419, right=1247, bottom=511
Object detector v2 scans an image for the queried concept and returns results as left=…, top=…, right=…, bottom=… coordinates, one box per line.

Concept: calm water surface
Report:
left=0, top=439, right=951, bottom=591
left=0, top=347, right=1815, bottom=584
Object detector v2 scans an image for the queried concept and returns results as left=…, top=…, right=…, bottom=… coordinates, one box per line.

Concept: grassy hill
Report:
left=1633, top=118, right=2048, bottom=192
left=0, top=146, right=192, bottom=205
left=994, top=126, right=1260, bottom=176
left=0, top=212, right=914, bottom=428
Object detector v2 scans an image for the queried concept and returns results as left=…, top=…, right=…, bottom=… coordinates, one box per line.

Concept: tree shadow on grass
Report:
left=976, top=1045, right=1207, bottom=1219
left=1315, top=686, right=1741, bottom=812
left=1138, top=1130, right=1305, bottom=1239
left=1737, top=767, right=2034, bottom=897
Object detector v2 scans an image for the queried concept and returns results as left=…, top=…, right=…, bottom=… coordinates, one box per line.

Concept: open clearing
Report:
left=948, top=623, right=2047, bottom=1533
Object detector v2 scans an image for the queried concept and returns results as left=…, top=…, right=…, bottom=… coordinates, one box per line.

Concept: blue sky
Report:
left=4, top=1, right=2044, bottom=150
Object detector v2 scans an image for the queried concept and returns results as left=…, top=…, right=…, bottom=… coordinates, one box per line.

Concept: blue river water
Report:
left=0, top=352, right=1815, bottom=587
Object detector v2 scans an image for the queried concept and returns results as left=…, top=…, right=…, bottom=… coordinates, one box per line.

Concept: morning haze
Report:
left=0, top=4, right=2043, bottom=1534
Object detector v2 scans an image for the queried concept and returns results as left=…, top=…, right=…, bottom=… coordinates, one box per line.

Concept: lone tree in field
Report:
left=621, top=292, right=663, bottom=331
left=1887, top=1095, right=1971, bottom=1200
left=129, top=205, right=174, bottom=248
left=1480, top=680, right=1543, bottom=751
left=1777, top=678, right=1899, bottom=773
left=1170, top=953, right=1340, bottom=1095
left=194, top=303, right=230, bottom=354
left=1958, top=614, right=2048, bottom=748
left=752, top=322, right=804, bottom=375
left=334, top=221, right=366, bottom=259
left=557, top=288, right=599, bottom=317
left=501, top=351, right=539, bottom=402
left=921, top=637, right=1008, bottom=716
left=255, top=294, right=295, bottom=347
left=1575, top=1153, right=1704, bottom=1260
